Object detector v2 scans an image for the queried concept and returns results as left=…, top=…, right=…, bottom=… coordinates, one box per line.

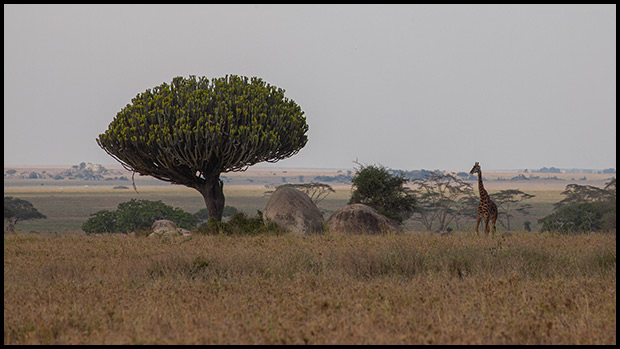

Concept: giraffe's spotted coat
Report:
left=470, top=162, right=498, bottom=236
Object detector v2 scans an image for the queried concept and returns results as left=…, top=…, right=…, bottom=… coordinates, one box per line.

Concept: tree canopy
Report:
left=553, top=182, right=615, bottom=210
left=4, top=196, right=46, bottom=234
left=539, top=179, right=616, bottom=233
left=349, top=164, right=416, bottom=224
left=97, top=75, right=308, bottom=220
left=490, top=189, right=535, bottom=231
left=409, top=171, right=474, bottom=232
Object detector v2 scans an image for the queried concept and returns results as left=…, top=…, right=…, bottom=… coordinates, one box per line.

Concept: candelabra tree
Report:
left=97, top=75, right=308, bottom=221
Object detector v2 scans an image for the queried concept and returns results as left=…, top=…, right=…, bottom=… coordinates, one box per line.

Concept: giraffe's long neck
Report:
left=477, top=172, right=489, bottom=201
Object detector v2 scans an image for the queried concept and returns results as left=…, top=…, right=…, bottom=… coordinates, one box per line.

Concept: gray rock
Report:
left=327, top=204, right=399, bottom=235
left=263, top=186, right=324, bottom=235
left=148, top=219, right=192, bottom=238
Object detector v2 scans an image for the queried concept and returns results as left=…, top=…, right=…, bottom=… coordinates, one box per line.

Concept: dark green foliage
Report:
left=96, top=75, right=308, bottom=221
left=538, top=202, right=615, bottom=234
left=539, top=179, right=615, bottom=234
left=196, top=210, right=284, bottom=236
left=4, top=196, right=47, bottom=222
left=554, top=183, right=615, bottom=210
left=4, top=197, right=46, bottom=233
left=349, top=164, right=416, bottom=224
left=82, top=199, right=197, bottom=234
left=81, top=210, right=118, bottom=235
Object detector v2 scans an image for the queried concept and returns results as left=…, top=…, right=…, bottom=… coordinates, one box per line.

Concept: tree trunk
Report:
left=196, top=176, right=225, bottom=221
left=4, top=218, right=17, bottom=234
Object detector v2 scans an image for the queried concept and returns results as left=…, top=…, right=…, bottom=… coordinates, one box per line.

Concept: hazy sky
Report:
left=4, top=4, right=616, bottom=171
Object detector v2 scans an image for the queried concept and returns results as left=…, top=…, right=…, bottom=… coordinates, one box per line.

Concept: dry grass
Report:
left=4, top=232, right=616, bottom=345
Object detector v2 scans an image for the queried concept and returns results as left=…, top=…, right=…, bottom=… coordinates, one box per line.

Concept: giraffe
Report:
left=470, top=162, right=498, bottom=236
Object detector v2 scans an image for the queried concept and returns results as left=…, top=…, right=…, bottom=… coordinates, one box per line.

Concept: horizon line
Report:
left=3, top=163, right=616, bottom=173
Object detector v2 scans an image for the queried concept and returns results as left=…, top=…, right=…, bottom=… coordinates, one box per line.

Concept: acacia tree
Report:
left=409, top=171, right=475, bottom=232
left=553, top=183, right=615, bottom=210
left=489, top=189, right=535, bottom=230
left=97, top=75, right=308, bottom=221
left=4, top=197, right=46, bottom=234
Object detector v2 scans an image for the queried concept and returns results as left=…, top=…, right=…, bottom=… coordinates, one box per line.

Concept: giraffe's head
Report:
left=470, top=162, right=481, bottom=175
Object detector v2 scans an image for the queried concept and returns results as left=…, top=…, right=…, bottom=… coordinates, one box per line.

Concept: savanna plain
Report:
left=4, top=169, right=617, bottom=344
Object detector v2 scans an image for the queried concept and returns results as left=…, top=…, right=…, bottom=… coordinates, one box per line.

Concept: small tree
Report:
left=409, top=171, right=475, bottom=232
left=349, top=164, right=416, bottom=224
left=489, top=189, right=535, bottom=231
left=4, top=197, right=46, bottom=234
left=97, top=75, right=308, bottom=221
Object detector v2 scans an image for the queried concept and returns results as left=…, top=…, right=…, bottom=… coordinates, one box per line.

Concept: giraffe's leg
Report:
left=475, top=215, right=481, bottom=236
left=491, top=214, right=497, bottom=237
left=484, top=215, right=490, bottom=236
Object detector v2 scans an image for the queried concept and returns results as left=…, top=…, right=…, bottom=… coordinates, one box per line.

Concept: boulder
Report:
left=148, top=219, right=192, bottom=238
left=327, top=204, right=399, bottom=235
left=263, top=186, right=324, bottom=235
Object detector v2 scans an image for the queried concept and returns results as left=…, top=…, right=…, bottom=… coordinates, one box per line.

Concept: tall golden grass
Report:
left=4, top=232, right=616, bottom=344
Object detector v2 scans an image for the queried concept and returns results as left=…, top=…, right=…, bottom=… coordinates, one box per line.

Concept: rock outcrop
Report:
left=327, top=204, right=399, bottom=235
left=263, top=186, right=324, bottom=235
left=148, top=219, right=192, bottom=238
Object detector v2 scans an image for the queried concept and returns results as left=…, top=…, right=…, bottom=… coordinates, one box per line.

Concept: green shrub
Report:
left=349, top=164, right=416, bottom=224
left=196, top=210, right=286, bottom=236
left=82, top=199, right=197, bottom=234
left=81, top=209, right=117, bottom=234
left=538, top=201, right=615, bottom=234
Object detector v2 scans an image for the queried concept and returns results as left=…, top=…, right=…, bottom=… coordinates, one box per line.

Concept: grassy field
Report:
left=4, top=232, right=616, bottom=344
left=4, top=172, right=616, bottom=344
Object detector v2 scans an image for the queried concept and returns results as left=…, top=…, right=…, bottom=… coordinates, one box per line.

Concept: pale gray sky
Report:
left=4, top=4, right=616, bottom=171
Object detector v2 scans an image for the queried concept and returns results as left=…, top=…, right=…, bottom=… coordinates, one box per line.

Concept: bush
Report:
left=538, top=202, right=615, bottom=234
left=196, top=210, right=285, bottom=236
left=82, top=199, right=197, bottom=234
left=81, top=209, right=117, bottom=234
left=349, top=164, right=416, bottom=224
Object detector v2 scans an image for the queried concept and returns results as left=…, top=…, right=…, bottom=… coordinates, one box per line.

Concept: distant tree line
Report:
left=4, top=163, right=128, bottom=181
left=312, top=174, right=352, bottom=183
